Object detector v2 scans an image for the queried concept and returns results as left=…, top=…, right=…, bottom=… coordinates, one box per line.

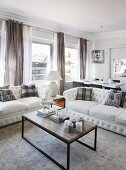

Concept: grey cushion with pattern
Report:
left=104, top=91, right=122, bottom=108
left=1, top=89, right=16, bottom=102
left=21, top=84, right=38, bottom=98
left=108, top=90, right=125, bottom=108
left=76, top=87, right=92, bottom=101
left=0, top=85, right=10, bottom=101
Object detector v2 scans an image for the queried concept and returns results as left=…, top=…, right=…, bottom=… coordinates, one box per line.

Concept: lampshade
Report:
left=45, top=71, right=62, bottom=81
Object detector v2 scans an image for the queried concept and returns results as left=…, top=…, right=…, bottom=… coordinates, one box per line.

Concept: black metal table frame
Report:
left=22, top=116, right=97, bottom=170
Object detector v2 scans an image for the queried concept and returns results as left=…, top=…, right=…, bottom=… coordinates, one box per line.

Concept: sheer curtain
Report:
left=23, top=25, right=32, bottom=84
left=80, top=38, right=87, bottom=79
left=4, top=20, right=24, bottom=86
left=57, top=32, right=65, bottom=95
left=0, top=21, right=6, bottom=86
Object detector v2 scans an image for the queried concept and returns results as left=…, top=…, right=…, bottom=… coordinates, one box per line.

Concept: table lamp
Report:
left=45, top=71, right=62, bottom=97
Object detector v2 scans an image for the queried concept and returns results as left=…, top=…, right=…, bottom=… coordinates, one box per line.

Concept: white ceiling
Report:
left=0, top=0, right=126, bottom=33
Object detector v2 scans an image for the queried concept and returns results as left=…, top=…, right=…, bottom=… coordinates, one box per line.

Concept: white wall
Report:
left=89, top=31, right=126, bottom=91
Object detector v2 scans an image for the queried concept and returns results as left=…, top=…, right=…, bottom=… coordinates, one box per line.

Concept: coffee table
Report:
left=22, top=111, right=97, bottom=170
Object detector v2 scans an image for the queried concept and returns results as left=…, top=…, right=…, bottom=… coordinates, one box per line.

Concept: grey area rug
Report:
left=0, top=122, right=126, bottom=170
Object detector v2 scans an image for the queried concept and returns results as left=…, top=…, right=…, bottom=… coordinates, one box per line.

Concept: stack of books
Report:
left=37, top=109, right=55, bottom=118
left=49, top=114, right=69, bottom=123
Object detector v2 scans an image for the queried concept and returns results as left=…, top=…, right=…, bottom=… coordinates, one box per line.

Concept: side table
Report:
left=51, top=95, right=65, bottom=108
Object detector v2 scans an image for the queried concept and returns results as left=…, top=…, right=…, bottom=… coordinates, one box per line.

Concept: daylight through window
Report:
left=65, top=47, right=78, bottom=81
left=32, top=42, right=52, bottom=81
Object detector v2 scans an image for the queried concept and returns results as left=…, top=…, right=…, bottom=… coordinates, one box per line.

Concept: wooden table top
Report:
left=23, top=111, right=97, bottom=144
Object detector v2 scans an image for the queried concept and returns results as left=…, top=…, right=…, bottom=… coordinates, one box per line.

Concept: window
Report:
left=32, top=42, right=52, bottom=81
left=31, top=28, right=54, bottom=82
left=65, top=47, right=78, bottom=81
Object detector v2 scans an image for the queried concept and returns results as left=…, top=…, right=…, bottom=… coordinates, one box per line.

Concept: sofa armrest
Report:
left=63, top=88, right=78, bottom=107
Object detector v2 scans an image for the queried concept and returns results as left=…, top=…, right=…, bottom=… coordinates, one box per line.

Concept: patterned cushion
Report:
left=0, top=85, right=10, bottom=101
left=76, top=87, right=92, bottom=101
left=104, top=91, right=122, bottom=108
left=21, top=84, right=38, bottom=98
left=0, top=89, right=16, bottom=102
left=108, top=90, right=126, bottom=108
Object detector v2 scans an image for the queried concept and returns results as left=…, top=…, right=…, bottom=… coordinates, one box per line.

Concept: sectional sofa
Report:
left=63, top=87, right=126, bottom=136
left=0, top=85, right=48, bottom=127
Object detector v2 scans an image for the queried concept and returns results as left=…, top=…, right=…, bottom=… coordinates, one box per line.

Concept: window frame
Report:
left=31, top=39, right=54, bottom=83
left=65, top=43, right=79, bottom=82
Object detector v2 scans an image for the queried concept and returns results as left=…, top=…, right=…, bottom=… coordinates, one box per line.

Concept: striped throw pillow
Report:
left=21, top=84, right=38, bottom=98
left=76, top=88, right=92, bottom=101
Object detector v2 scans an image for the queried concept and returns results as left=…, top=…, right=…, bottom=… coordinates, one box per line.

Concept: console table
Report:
left=74, top=80, right=124, bottom=90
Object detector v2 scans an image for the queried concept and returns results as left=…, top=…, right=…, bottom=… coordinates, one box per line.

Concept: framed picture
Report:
left=92, top=50, right=104, bottom=63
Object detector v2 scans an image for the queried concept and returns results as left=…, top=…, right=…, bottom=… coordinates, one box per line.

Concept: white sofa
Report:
left=63, top=87, right=126, bottom=136
left=0, top=85, right=48, bottom=127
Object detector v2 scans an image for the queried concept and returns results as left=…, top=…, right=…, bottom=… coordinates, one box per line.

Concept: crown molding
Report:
left=93, top=29, right=126, bottom=40
left=0, top=7, right=93, bottom=40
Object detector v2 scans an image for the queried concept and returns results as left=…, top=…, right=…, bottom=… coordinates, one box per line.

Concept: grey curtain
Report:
left=57, top=32, right=65, bottom=95
left=4, top=20, right=24, bottom=86
left=80, top=38, right=87, bottom=79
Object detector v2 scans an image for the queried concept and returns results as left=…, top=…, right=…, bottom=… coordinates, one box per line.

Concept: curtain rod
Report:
left=0, top=17, right=89, bottom=40
left=33, top=26, right=89, bottom=41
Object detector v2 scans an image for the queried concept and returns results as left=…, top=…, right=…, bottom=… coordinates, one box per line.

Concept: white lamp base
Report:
left=48, top=82, right=59, bottom=97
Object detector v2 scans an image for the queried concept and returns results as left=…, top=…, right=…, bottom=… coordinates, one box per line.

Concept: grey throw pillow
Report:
left=21, top=84, right=38, bottom=98
left=0, top=85, right=10, bottom=101
left=1, top=89, right=16, bottom=102
left=104, top=91, right=122, bottom=108
left=76, top=87, right=92, bottom=101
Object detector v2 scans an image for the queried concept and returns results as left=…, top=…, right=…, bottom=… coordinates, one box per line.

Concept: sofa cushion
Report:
left=76, top=87, right=92, bottom=101
left=21, top=84, right=38, bottom=98
left=18, top=97, right=41, bottom=110
left=104, top=91, right=123, bottom=108
left=0, top=100, right=27, bottom=116
left=89, top=104, right=123, bottom=122
left=0, top=90, right=16, bottom=102
left=0, top=85, right=10, bottom=101
left=115, top=110, right=126, bottom=125
left=67, top=100, right=98, bottom=115
left=110, top=90, right=126, bottom=108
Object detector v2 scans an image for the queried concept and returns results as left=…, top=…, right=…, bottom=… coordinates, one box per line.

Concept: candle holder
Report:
left=72, top=119, right=76, bottom=128
left=79, top=117, right=84, bottom=129
left=64, top=120, right=70, bottom=132
left=76, top=122, right=83, bottom=132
